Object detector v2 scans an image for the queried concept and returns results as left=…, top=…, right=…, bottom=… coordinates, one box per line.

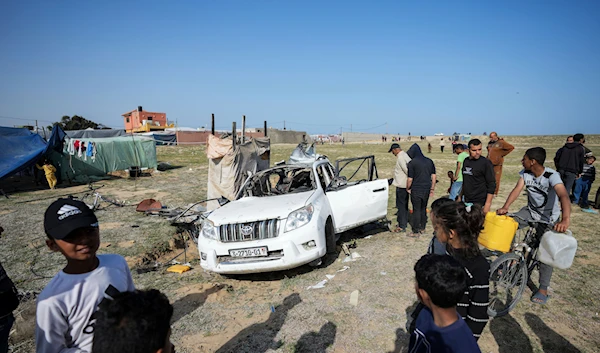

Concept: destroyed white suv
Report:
left=198, top=156, right=389, bottom=274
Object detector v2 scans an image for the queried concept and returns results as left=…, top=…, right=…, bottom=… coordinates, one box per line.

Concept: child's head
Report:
left=92, top=289, right=174, bottom=353
left=522, top=147, right=546, bottom=171
left=454, top=144, right=464, bottom=154
left=44, top=198, right=100, bottom=261
left=447, top=171, right=454, bottom=179
left=430, top=199, right=484, bottom=258
left=430, top=197, right=456, bottom=236
left=586, top=155, right=596, bottom=164
left=414, top=254, right=467, bottom=309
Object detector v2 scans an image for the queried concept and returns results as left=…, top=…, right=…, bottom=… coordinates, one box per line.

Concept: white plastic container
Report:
left=537, top=230, right=577, bottom=269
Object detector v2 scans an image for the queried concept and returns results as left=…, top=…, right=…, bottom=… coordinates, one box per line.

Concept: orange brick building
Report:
left=123, top=106, right=173, bottom=133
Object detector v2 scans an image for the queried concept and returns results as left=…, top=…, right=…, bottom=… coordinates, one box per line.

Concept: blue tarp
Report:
left=0, top=125, right=65, bottom=181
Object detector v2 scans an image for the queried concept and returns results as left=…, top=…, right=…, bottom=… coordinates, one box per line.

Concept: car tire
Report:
left=325, top=218, right=336, bottom=254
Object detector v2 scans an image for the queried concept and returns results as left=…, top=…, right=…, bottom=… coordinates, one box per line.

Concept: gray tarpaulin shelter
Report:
left=138, top=131, right=177, bottom=145
left=206, top=134, right=270, bottom=210
left=65, top=129, right=128, bottom=138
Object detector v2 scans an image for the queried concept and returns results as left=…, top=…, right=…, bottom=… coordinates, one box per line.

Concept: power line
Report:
left=0, top=115, right=55, bottom=124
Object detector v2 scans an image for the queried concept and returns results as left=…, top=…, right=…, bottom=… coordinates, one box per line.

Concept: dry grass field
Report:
left=1, top=135, right=599, bottom=352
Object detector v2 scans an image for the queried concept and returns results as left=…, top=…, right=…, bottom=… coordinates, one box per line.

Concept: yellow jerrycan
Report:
left=478, top=212, right=519, bottom=253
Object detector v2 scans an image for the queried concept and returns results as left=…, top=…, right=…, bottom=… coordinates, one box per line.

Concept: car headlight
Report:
left=201, top=219, right=219, bottom=240
left=285, top=204, right=314, bottom=232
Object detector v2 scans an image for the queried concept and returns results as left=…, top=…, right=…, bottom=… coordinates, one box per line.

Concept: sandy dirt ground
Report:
left=1, top=136, right=599, bottom=352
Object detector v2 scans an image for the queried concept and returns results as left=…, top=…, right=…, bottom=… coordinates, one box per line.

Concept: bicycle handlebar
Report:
left=88, top=183, right=105, bottom=191
left=506, top=213, right=551, bottom=225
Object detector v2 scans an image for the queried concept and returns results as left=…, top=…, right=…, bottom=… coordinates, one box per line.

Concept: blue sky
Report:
left=1, top=1, right=598, bottom=135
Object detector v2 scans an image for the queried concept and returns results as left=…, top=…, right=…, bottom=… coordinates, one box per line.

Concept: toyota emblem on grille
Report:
left=241, top=225, right=253, bottom=239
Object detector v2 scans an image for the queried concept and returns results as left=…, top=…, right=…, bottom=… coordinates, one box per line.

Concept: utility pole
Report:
left=232, top=122, right=236, bottom=149
left=241, top=115, right=246, bottom=143
left=284, top=120, right=286, bottom=130
left=350, top=124, right=352, bottom=132
left=211, top=114, right=215, bottom=135
left=176, top=118, right=179, bottom=145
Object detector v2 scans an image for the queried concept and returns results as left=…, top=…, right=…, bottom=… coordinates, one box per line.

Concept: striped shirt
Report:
left=582, top=164, right=596, bottom=182
left=449, top=248, right=490, bottom=340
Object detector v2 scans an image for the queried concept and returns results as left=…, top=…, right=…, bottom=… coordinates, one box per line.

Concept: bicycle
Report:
left=80, top=184, right=126, bottom=210
left=486, top=214, right=552, bottom=318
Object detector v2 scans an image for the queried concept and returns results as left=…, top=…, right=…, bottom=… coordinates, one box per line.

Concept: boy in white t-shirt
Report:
left=35, top=198, right=135, bottom=353
left=497, top=147, right=571, bottom=305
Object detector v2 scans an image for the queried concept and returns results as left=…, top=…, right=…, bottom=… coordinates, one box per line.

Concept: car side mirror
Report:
left=217, top=196, right=230, bottom=206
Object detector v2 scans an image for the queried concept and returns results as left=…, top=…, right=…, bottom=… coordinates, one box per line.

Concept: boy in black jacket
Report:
left=554, top=133, right=586, bottom=199
left=460, top=139, right=495, bottom=213
left=406, top=144, right=437, bottom=237
left=409, top=254, right=481, bottom=353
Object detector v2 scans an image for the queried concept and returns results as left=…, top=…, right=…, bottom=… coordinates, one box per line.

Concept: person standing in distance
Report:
left=486, top=132, right=514, bottom=196
left=449, top=144, right=469, bottom=201
left=554, top=133, right=585, bottom=200
left=406, top=144, right=437, bottom=237
left=389, top=143, right=412, bottom=233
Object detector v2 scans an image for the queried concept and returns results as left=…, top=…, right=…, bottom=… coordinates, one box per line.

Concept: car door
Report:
left=321, top=158, right=388, bottom=233
left=326, top=179, right=388, bottom=232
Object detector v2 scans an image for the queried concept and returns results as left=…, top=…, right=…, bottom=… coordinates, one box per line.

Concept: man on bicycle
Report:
left=496, top=147, right=571, bottom=304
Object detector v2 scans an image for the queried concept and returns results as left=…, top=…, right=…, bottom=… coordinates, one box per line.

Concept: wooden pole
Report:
left=232, top=122, right=236, bottom=149
left=211, top=114, right=215, bottom=135
left=176, top=118, right=179, bottom=145
left=241, top=115, right=246, bottom=143
left=264, top=121, right=267, bottom=137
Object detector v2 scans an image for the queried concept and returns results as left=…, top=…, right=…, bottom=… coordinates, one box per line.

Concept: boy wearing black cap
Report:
left=35, top=198, right=135, bottom=353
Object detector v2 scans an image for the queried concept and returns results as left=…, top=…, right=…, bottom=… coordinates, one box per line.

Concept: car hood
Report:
left=208, top=191, right=314, bottom=225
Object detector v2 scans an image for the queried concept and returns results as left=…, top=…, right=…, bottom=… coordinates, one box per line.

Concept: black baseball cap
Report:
left=44, top=198, right=99, bottom=239
left=388, top=143, right=400, bottom=152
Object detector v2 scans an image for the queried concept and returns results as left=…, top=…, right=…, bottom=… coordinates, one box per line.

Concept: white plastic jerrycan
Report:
left=537, top=230, right=577, bottom=269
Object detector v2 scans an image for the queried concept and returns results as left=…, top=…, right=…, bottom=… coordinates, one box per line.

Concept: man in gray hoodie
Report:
left=406, top=144, right=437, bottom=237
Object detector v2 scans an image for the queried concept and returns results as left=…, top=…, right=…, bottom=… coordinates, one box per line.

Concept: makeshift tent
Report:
left=49, top=135, right=157, bottom=183
left=66, top=129, right=128, bottom=138
left=0, top=125, right=65, bottom=181
left=138, top=131, right=177, bottom=145
left=206, top=134, right=270, bottom=210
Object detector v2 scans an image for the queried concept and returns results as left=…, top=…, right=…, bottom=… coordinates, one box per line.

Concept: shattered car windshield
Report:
left=240, top=166, right=316, bottom=197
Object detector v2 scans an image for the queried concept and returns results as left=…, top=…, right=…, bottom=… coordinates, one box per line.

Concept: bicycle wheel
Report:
left=488, top=252, right=528, bottom=317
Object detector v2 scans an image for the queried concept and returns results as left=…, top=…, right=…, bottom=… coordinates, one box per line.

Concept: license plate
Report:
left=229, top=247, right=268, bottom=258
